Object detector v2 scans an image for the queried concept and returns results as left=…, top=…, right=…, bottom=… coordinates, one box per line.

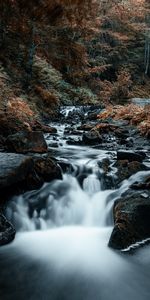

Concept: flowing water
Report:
left=0, top=107, right=150, bottom=300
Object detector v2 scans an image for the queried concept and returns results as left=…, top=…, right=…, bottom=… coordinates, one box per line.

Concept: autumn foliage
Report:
left=0, top=0, right=149, bottom=127
left=98, top=104, right=150, bottom=137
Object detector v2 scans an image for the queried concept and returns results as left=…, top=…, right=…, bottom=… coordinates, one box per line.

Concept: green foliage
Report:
left=32, top=56, right=98, bottom=106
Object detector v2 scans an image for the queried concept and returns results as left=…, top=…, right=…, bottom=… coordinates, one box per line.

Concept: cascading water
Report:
left=0, top=106, right=150, bottom=300
left=7, top=173, right=112, bottom=230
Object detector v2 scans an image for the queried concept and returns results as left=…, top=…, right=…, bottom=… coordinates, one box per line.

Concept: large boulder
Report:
left=114, top=160, right=147, bottom=186
left=117, top=150, right=145, bottom=162
left=33, top=155, right=62, bottom=182
left=109, top=191, right=150, bottom=250
left=31, top=120, right=57, bottom=134
left=0, top=112, right=27, bottom=137
left=82, top=130, right=102, bottom=145
left=0, top=153, right=62, bottom=198
left=0, top=153, right=34, bottom=191
left=0, top=214, right=16, bottom=246
left=6, top=131, right=48, bottom=153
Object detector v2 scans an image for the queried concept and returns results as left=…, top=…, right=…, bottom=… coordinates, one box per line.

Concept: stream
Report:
left=0, top=106, right=150, bottom=300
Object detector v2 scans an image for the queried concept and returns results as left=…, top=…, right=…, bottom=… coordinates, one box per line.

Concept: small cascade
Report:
left=83, top=174, right=101, bottom=195
left=7, top=172, right=112, bottom=230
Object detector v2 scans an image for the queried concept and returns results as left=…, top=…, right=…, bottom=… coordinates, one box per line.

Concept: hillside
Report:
left=0, top=0, right=149, bottom=135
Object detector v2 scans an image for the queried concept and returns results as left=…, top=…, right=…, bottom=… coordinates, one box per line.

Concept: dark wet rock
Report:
left=77, top=173, right=88, bottom=188
left=64, top=128, right=71, bottom=135
left=82, top=130, right=102, bottom=145
left=24, top=169, right=43, bottom=191
left=70, top=130, right=83, bottom=136
left=0, top=153, right=62, bottom=199
left=131, top=176, right=150, bottom=190
left=86, top=112, right=98, bottom=121
left=58, top=161, right=74, bottom=173
left=0, top=153, right=34, bottom=191
left=31, top=120, right=57, bottom=134
left=101, top=174, right=116, bottom=190
left=48, top=142, right=59, bottom=148
left=66, top=138, right=82, bottom=146
left=98, top=158, right=116, bottom=190
left=6, top=131, right=48, bottom=154
left=0, top=214, right=16, bottom=246
left=114, top=160, right=147, bottom=186
left=98, top=158, right=111, bottom=173
left=124, top=137, right=134, bottom=148
left=0, top=135, right=6, bottom=151
left=114, top=129, right=129, bottom=140
left=109, top=191, right=150, bottom=250
left=77, top=124, right=94, bottom=131
left=65, top=127, right=82, bottom=136
left=117, top=150, right=145, bottom=162
left=33, top=155, right=62, bottom=182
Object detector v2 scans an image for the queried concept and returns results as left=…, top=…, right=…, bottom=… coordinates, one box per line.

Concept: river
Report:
left=0, top=107, right=150, bottom=300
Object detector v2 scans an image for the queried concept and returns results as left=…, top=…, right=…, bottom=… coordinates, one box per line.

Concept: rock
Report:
left=0, top=214, right=15, bottom=246
left=48, top=142, right=59, bottom=148
left=117, top=150, right=145, bottom=162
left=31, top=120, right=57, bottom=134
left=0, top=112, right=28, bottom=136
left=82, top=130, right=102, bottom=145
left=95, top=123, right=121, bottom=134
left=131, top=176, right=150, bottom=190
left=33, top=155, right=62, bottom=182
left=6, top=131, right=48, bottom=153
left=0, top=153, right=62, bottom=198
left=77, top=173, right=88, bottom=188
left=0, top=153, right=34, bottom=191
left=109, top=191, right=150, bottom=250
left=66, top=137, right=81, bottom=146
left=98, top=158, right=111, bottom=173
left=0, top=135, right=5, bottom=151
left=114, top=160, right=147, bottom=186
left=87, top=112, right=98, bottom=121
left=77, top=124, right=94, bottom=131
left=97, top=158, right=116, bottom=190
left=58, top=161, right=74, bottom=173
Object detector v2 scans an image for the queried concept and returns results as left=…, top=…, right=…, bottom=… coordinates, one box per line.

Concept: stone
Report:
left=117, top=150, right=145, bottom=162
left=0, top=153, right=62, bottom=198
left=114, top=160, right=147, bottom=186
left=58, top=161, right=74, bottom=173
left=82, top=130, right=102, bottom=145
left=31, top=120, right=57, bottom=134
left=0, top=214, right=16, bottom=246
left=77, top=124, right=94, bottom=131
left=130, top=176, right=150, bottom=190
left=108, top=191, right=150, bottom=250
left=6, top=131, right=48, bottom=153
left=0, top=153, right=34, bottom=190
left=33, top=155, right=62, bottom=182
left=0, top=135, right=5, bottom=151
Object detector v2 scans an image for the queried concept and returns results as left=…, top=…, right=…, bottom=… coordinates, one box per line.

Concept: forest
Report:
left=0, top=1, right=150, bottom=300
left=0, top=0, right=149, bottom=132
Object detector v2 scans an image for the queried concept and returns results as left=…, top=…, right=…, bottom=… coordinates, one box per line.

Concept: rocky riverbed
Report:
left=0, top=105, right=150, bottom=251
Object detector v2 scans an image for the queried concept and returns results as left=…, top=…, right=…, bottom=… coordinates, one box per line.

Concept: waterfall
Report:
left=7, top=172, right=112, bottom=230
